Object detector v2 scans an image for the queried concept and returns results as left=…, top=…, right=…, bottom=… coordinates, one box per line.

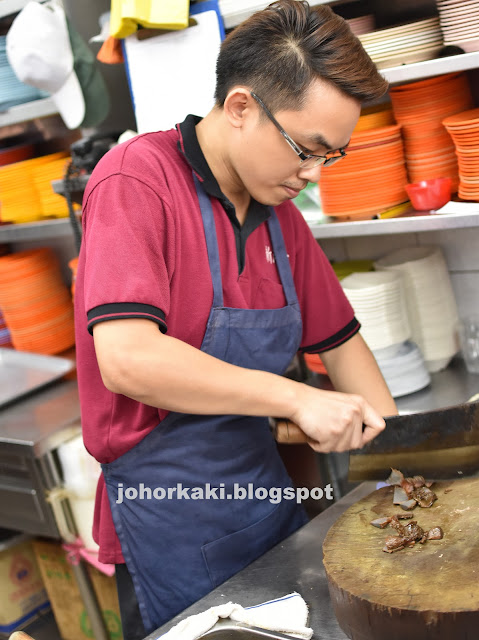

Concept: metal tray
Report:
left=199, top=620, right=303, bottom=639
left=0, top=348, right=74, bottom=408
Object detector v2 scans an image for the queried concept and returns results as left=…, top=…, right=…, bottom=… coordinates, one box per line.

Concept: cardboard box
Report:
left=0, top=533, right=50, bottom=636
left=33, top=540, right=123, bottom=640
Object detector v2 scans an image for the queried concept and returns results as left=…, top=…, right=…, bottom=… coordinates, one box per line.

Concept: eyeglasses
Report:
left=250, top=91, right=347, bottom=170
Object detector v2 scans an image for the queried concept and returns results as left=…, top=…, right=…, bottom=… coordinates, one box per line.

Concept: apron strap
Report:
left=266, top=208, right=299, bottom=308
left=193, top=173, right=224, bottom=308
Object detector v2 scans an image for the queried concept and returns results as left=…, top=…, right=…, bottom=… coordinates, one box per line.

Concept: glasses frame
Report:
left=250, top=91, right=347, bottom=169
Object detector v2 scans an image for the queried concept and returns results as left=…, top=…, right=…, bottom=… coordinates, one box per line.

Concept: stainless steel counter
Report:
left=309, top=357, right=479, bottom=415
left=146, top=482, right=376, bottom=640
left=0, top=379, right=81, bottom=456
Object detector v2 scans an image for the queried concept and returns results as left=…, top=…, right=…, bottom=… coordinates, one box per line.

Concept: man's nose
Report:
left=297, top=164, right=322, bottom=182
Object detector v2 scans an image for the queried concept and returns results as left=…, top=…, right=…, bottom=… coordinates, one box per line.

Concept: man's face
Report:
left=231, top=78, right=361, bottom=206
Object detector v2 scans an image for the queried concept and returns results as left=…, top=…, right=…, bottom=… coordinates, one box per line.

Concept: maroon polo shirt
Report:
left=75, top=115, right=360, bottom=564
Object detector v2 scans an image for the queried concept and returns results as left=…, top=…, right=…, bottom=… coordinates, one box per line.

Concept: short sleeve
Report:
left=287, top=207, right=360, bottom=353
left=81, top=174, right=175, bottom=335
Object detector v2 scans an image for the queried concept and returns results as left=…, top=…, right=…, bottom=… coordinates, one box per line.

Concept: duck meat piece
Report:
left=383, top=536, right=406, bottom=553
left=399, top=499, right=417, bottom=510
left=386, top=468, right=404, bottom=486
left=403, top=521, right=424, bottom=540
left=427, top=526, right=444, bottom=540
left=413, top=486, right=437, bottom=508
left=393, top=485, right=409, bottom=504
left=389, top=516, right=406, bottom=536
left=411, top=475, right=427, bottom=488
left=400, top=476, right=416, bottom=497
left=370, top=513, right=414, bottom=529
left=370, top=517, right=392, bottom=529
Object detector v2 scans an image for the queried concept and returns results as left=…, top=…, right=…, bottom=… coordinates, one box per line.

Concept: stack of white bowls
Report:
left=373, top=341, right=431, bottom=398
left=340, top=271, right=431, bottom=397
left=340, top=271, right=411, bottom=350
left=374, top=246, right=459, bottom=372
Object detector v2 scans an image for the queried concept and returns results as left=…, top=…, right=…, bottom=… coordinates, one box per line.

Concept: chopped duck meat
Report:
left=370, top=514, right=413, bottom=529
left=386, top=468, right=405, bottom=486
left=427, top=527, right=444, bottom=540
left=413, top=486, right=437, bottom=508
left=393, top=486, right=409, bottom=505
left=383, top=536, right=406, bottom=553
left=370, top=517, right=392, bottom=529
left=387, top=468, right=437, bottom=507
left=399, top=499, right=417, bottom=511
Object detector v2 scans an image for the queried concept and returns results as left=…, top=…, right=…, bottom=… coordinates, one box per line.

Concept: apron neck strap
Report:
left=266, top=209, right=299, bottom=307
left=193, top=173, right=224, bottom=307
left=193, top=173, right=299, bottom=309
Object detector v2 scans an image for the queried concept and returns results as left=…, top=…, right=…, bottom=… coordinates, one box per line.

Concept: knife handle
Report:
left=271, top=417, right=368, bottom=444
left=270, top=418, right=309, bottom=444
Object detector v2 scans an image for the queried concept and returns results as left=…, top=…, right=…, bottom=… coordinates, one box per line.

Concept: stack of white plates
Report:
left=347, top=15, right=375, bottom=36
left=373, top=341, right=431, bottom=398
left=358, top=17, right=443, bottom=69
left=0, top=36, right=48, bottom=111
left=340, top=271, right=411, bottom=351
left=437, top=0, right=479, bottom=53
left=374, top=246, right=459, bottom=372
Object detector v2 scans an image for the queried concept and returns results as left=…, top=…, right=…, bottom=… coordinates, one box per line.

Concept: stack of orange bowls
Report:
left=389, top=72, right=474, bottom=192
left=319, top=124, right=408, bottom=220
left=353, top=104, right=395, bottom=133
left=443, top=107, right=479, bottom=201
left=0, top=248, right=75, bottom=354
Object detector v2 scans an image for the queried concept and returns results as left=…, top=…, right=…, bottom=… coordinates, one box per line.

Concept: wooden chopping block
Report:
left=323, top=477, right=479, bottom=640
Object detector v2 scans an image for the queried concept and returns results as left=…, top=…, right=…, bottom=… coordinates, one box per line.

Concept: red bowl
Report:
left=405, top=178, right=452, bottom=211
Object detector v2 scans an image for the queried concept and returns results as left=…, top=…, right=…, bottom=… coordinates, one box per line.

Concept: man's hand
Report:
left=288, top=385, right=386, bottom=453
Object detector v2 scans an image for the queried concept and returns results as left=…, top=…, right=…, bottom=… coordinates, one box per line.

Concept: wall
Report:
left=319, top=227, right=479, bottom=320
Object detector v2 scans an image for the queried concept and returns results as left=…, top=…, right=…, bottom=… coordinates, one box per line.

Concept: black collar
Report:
left=176, top=114, right=270, bottom=231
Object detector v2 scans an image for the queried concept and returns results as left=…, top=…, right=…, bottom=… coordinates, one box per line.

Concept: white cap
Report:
left=6, top=1, right=85, bottom=129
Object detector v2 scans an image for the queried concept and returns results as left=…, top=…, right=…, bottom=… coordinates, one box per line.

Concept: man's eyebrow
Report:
left=306, top=133, right=350, bottom=152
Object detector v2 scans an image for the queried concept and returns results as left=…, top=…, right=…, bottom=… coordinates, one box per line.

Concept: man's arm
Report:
left=93, top=318, right=386, bottom=453
left=320, top=332, right=398, bottom=442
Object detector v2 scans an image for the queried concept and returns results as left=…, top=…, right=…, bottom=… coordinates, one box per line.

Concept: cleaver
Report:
left=271, top=401, right=479, bottom=480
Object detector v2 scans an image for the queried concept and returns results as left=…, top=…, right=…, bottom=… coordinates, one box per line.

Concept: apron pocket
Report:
left=201, top=499, right=301, bottom=589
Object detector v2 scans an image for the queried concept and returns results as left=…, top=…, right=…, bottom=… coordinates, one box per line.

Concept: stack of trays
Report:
left=0, top=249, right=75, bottom=355
left=0, top=152, right=74, bottom=223
left=357, top=18, right=443, bottom=70
left=443, top=107, right=479, bottom=201
left=437, top=0, right=479, bottom=53
left=373, top=341, right=431, bottom=398
left=319, top=125, right=408, bottom=220
left=389, top=72, right=474, bottom=190
left=374, top=246, right=459, bottom=372
left=340, top=271, right=411, bottom=351
left=0, top=36, right=48, bottom=111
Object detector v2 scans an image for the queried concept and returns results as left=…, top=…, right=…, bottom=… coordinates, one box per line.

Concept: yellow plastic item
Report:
left=377, top=201, right=412, bottom=219
left=110, top=0, right=190, bottom=38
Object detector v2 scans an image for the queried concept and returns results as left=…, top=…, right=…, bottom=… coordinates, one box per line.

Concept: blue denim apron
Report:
left=102, top=176, right=308, bottom=633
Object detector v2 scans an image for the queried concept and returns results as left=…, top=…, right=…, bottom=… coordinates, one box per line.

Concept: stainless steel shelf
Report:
left=382, top=51, right=479, bottom=84
left=0, top=218, right=75, bottom=242
left=0, top=97, right=57, bottom=128
left=308, top=210, right=479, bottom=239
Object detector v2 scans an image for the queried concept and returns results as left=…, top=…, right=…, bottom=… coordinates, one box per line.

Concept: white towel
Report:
left=159, top=592, right=313, bottom=640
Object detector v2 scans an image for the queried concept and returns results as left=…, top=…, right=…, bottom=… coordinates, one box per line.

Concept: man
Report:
left=75, top=1, right=397, bottom=637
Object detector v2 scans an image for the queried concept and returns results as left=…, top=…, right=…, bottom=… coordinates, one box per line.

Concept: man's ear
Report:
left=223, top=88, right=255, bottom=129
